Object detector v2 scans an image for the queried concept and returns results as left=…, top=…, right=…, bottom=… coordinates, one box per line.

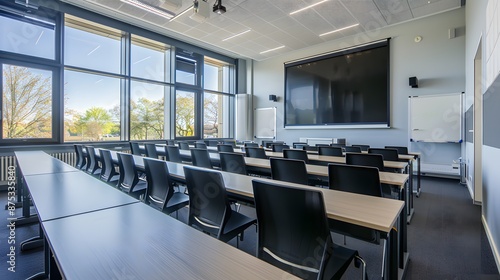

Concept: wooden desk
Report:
left=42, top=203, right=299, bottom=280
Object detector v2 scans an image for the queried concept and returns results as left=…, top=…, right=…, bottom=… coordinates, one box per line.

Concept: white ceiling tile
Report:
left=184, top=28, right=210, bottom=39
left=340, top=0, right=388, bottom=30
left=410, top=0, right=462, bottom=18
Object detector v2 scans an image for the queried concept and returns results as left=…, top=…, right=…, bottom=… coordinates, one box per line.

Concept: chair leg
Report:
left=355, top=255, right=367, bottom=280
left=381, top=239, right=387, bottom=279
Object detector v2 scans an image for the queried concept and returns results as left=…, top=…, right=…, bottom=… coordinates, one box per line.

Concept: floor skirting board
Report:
left=482, top=215, right=500, bottom=273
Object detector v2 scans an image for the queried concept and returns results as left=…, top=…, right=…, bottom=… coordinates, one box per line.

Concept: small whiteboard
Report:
left=409, top=93, right=463, bottom=143
left=254, top=107, right=276, bottom=139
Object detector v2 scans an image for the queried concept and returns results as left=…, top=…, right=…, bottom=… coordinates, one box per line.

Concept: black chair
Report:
left=217, top=144, right=234, bottom=153
left=166, top=139, right=175, bottom=146
left=219, top=152, right=247, bottom=175
left=144, top=143, right=159, bottom=159
left=303, top=145, right=319, bottom=152
left=207, top=140, right=219, bottom=147
left=84, top=146, right=101, bottom=176
left=116, top=153, right=147, bottom=199
left=368, top=148, right=399, bottom=162
left=165, top=145, right=182, bottom=163
left=223, top=140, right=237, bottom=147
left=195, top=142, right=207, bottom=149
left=271, top=143, right=289, bottom=152
left=98, top=149, right=120, bottom=185
left=244, top=142, right=259, bottom=148
left=183, top=166, right=256, bottom=244
left=190, top=148, right=213, bottom=169
left=270, top=157, right=309, bottom=185
left=143, top=158, right=189, bottom=217
left=292, top=142, right=307, bottom=149
left=343, top=146, right=362, bottom=153
left=345, top=153, right=384, bottom=171
left=178, top=141, right=190, bottom=150
left=319, top=146, right=343, bottom=156
left=129, top=142, right=142, bottom=155
left=283, top=149, right=309, bottom=163
left=245, top=147, right=268, bottom=159
left=74, top=144, right=86, bottom=170
left=315, top=143, right=330, bottom=147
left=385, top=146, right=409, bottom=155
left=352, top=144, right=370, bottom=151
left=252, top=179, right=366, bottom=280
left=330, top=143, right=345, bottom=148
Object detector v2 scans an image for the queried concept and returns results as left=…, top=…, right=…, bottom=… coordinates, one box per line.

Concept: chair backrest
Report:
left=74, top=144, right=86, bottom=170
left=165, top=145, right=182, bottom=163
left=178, top=141, right=190, bottom=150
left=219, top=152, right=247, bottom=175
left=345, top=152, right=384, bottom=171
left=84, top=146, right=99, bottom=174
left=368, top=148, right=399, bottom=161
left=190, top=148, right=213, bottom=168
left=270, top=157, right=309, bottom=185
left=292, top=142, right=307, bottom=149
left=129, top=142, right=142, bottom=155
left=244, top=142, right=259, bottom=148
left=217, top=144, right=234, bottom=153
left=207, top=140, right=219, bottom=147
left=328, top=163, right=382, bottom=197
left=117, top=153, right=139, bottom=193
left=385, top=146, right=409, bottom=155
left=98, top=149, right=117, bottom=182
left=352, top=144, right=370, bottom=151
left=283, top=149, right=309, bottom=163
left=245, top=147, right=268, bottom=159
left=330, top=143, right=345, bottom=148
left=144, top=143, right=159, bottom=159
left=271, top=143, right=289, bottom=152
left=318, top=146, right=343, bottom=157
left=303, top=145, right=318, bottom=152
left=252, top=180, right=331, bottom=280
left=223, top=140, right=237, bottom=147
left=143, top=158, right=174, bottom=211
left=195, top=142, right=207, bottom=149
left=166, top=139, right=175, bottom=146
left=315, top=144, right=330, bottom=147
left=343, top=146, right=362, bottom=153
left=183, top=166, right=231, bottom=238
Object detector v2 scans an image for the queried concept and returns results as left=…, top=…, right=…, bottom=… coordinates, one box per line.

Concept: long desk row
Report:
left=15, top=151, right=301, bottom=280
left=106, top=150, right=409, bottom=279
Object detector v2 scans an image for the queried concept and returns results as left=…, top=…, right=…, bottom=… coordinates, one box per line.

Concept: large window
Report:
left=175, top=90, right=196, bottom=137
left=131, top=35, right=170, bottom=82
left=2, top=64, right=53, bottom=140
left=130, top=81, right=166, bottom=140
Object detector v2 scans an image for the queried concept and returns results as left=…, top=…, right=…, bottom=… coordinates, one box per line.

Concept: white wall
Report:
left=251, top=8, right=465, bottom=166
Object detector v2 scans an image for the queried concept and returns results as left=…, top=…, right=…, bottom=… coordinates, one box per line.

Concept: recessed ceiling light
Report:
left=260, top=45, right=285, bottom=54
left=289, top=0, right=329, bottom=15
left=169, top=4, right=193, bottom=22
left=222, top=30, right=251, bottom=41
left=319, top=23, right=359, bottom=37
left=121, top=0, right=174, bottom=19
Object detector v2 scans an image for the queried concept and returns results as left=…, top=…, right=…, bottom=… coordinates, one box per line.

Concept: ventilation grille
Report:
left=0, top=152, right=76, bottom=183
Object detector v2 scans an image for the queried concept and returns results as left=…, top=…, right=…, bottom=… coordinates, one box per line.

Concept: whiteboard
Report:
left=254, top=107, right=276, bottom=139
left=409, top=93, right=463, bottom=143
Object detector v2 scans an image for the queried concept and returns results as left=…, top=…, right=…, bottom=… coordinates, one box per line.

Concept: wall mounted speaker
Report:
left=409, top=77, right=418, bottom=88
left=269, top=94, right=277, bottom=102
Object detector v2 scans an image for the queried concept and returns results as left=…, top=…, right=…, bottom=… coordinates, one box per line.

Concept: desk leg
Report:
left=10, top=172, right=38, bottom=226
left=414, top=156, right=421, bottom=197
left=21, top=224, right=44, bottom=251
left=385, top=228, right=398, bottom=280
left=26, top=232, right=48, bottom=280
left=407, top=161, right=415, bottom=224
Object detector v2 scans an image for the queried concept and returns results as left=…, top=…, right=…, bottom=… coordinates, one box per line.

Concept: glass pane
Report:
left=204, top=57, right=230, bottom=92
left=130, top=81, right=165, bottom=140
left=2, top=64, right=52, bottom=138
left=176, top=57, right=196, bottom=85
left=131, top=35, right=170, bottom=82
left=175, top=90, right=195, bottom=137
left=0, top=15, right=55, bottom=59
left=64, top=16, right=121, bottom=74
left=64, top=70, right=120, bottom=142
left=204, top=92, right=230, bottom=138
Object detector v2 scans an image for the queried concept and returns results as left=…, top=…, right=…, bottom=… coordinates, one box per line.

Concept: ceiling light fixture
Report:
left=319, top=23, right=359, bottom=37
left=121, top=0, right=175, bottom=19
left=222, top=29, right=251, bottom=41
left=260, top=45, right=285, bottom=54
left=289, top=0, right=329, bottom=15
left=169, top=4, right=193, bottom=21
left=213, top=0, right=226, bottom=15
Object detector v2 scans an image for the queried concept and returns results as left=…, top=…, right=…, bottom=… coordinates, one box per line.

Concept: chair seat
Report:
left=220, top=211, right=256, bottom=242
left=324, top=244, right=359, bottom=280
left=129, top=180, right=148, bottom=199
left=164, top=192, right=189, bottom=214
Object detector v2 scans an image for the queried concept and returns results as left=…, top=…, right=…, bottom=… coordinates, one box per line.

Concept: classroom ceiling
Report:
left=62, top=0, right=464, bottom=61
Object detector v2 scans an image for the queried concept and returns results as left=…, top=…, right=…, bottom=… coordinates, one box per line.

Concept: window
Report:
left=176, top=56, right=196, bottom=85
left=64, top=70, right=121, bottom=142
left=131, top=35, right=171, bottom=82
left=2, top=64, right=53, bottom=139
left=175, top=90, right=196, bottom=137
left=203, top=92, right=230, bottom=138
left=0, top=13, right=56, bottom=60
left=64, top=15, right=121, bottom=74
left=130, top=81, right=166, bottom=140
left=204, top=57, right=230, bottom=92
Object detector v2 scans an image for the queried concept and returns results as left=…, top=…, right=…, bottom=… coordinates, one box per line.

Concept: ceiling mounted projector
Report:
left=190, top=0, right=210, bottom=22
left=213, top=0, right=226, bottom=14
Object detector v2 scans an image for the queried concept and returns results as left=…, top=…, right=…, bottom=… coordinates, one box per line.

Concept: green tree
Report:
left=2, top=65, right=52, bottom=138
left=203, top=94, right=220, bottom=137
left=75, top=107, right=114, bottom=141
left=176, top=95, right=195, bottom=137
left=130, top=97, right=164, bottom=140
